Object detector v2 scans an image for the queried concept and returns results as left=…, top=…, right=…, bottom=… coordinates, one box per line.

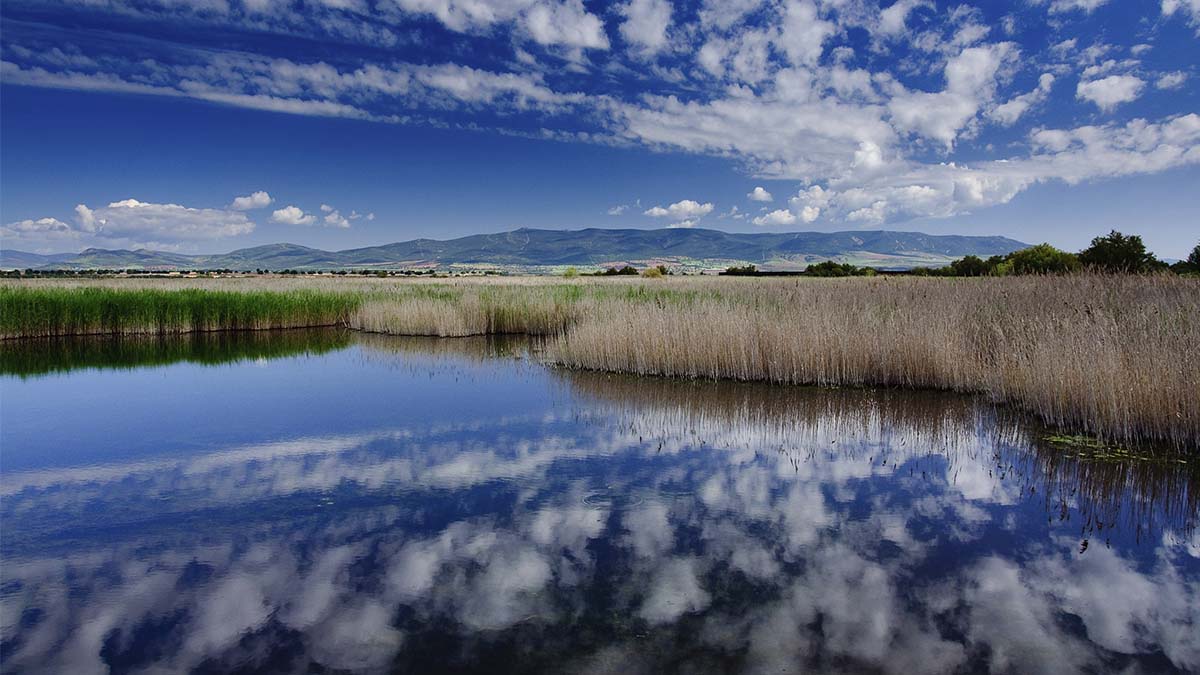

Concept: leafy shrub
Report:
left=1004, top=243, right=1081, bottom=275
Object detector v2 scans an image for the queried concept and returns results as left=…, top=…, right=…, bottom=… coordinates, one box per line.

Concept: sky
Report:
left=1, top=0, right=1198, bottom=258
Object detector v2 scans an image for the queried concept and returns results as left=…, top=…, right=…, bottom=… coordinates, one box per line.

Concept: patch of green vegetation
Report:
left=1044, top=434, right=1188, bottom=464
left=0, top=287, right=361, bottom=338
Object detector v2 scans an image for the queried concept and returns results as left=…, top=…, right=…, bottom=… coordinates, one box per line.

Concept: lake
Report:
left=1, top=330, right=1196, bottom=674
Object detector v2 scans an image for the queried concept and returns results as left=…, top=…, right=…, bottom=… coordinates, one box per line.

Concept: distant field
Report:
left=3, top=274, right=1197, bottom=450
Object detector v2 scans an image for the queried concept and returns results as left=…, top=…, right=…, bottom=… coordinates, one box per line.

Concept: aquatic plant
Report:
left=0, top=286, right=359, bottom=338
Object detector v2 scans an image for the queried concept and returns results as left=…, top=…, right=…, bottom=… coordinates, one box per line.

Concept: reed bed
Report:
left=3, top=274, right=1196, bottom=448
left=549, top=275, right=1200, bottom=450
left=0, top=286, right=359, bottom=338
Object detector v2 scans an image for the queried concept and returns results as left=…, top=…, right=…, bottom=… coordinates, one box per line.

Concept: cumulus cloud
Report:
left=230, top=190, right=273, bottom=210
left=644, top=199, right=715, bottom=223
left=989, top=73, right=1054, bottom=126
left=619, top=0, right=672, bottom=57
left=0, top=217, right=78, bottom=241
left=323, top=209, right=352, bottom=228
left=752, top=209, right=797, bottom=226
left=74, top=198, right=255, bottom=242
left=747, top=186, right=774, bottom=202
left=1047, top=0, right=1109, bottom=13
left=1156, top=71, right=1188, bottom=90
left=607, top=205, right=628, bottom=215
left=389, top=0, right=608, bottom=50
left=271, top=205, right=317, bottom=226
left=1076, top=75, right=1144, bottom=111
left=788, top=113, right=1200, bottom=224
left=888, top=43, right=1016, bottom=148
left=877, top=0, right=932, bottom=37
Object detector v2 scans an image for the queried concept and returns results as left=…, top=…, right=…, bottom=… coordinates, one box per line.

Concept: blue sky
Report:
left=1, top=0, right=1198, bottom=257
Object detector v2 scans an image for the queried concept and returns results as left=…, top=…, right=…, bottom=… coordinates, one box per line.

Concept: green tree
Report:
left=1172, top=242, right=1200, bottom=274
left=804, top=261, right=860, bottom=277
left=723, top=264, right=758, bottom=276
left=1005, top=244, right=1080, bottom=275
left=1078, top=230, right=1161, bottom=273
left=949, top=255, right=990, bottom=276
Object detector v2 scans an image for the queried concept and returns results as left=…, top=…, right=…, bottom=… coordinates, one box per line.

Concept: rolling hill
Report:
left=1, top=227, right=1027, bottom=271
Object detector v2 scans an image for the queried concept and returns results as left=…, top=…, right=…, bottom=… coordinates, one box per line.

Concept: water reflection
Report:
left=0, top=328, right=351, bottom=377
left=1, top=332, right=1197, bottom=674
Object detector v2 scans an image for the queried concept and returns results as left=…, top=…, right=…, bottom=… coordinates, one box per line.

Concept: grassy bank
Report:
left=3, top=275, right=1196, bottom=449
left=0, top=286, right=359, bottom=338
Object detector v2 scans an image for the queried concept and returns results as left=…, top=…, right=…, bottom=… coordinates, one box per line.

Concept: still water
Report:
left=1, top=330, right=1197, bottom=674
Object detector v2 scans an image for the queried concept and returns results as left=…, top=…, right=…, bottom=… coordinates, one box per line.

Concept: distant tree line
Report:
left=722, top=231, right=1200, bottom=277
left=0, top=267, right=507, bottom=278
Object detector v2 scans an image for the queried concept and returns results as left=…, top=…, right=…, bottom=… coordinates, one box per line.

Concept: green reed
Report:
left=0, top=286, right=360, bottom=338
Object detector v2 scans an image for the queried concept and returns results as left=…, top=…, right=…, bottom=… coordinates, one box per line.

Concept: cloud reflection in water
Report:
left=1, top=335, right=1196, bottom=673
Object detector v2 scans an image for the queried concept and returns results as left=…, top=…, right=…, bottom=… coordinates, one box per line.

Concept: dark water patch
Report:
left=0, top=327, right=351, bottom=377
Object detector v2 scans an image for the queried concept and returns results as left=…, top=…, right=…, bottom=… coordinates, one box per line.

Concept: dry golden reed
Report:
left=548, top=275, right=1200, bottom=450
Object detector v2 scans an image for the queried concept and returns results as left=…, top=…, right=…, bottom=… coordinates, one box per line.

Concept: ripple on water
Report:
left=581, top=489, right=645, bottom=510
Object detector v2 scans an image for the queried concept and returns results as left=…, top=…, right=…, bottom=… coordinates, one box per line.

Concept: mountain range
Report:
left=1, top=227, right=1028, bottom=271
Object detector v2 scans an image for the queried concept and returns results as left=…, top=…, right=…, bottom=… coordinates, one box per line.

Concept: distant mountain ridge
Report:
left=1, top=227, right=1028, bottom=271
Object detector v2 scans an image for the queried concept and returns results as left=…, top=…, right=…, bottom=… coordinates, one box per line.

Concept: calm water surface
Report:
left=1, top=330, right=1197, bottom=674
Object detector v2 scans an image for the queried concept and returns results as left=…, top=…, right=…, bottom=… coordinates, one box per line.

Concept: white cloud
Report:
left=320, top=203, right=334, bottom=212
left=989, top=73, right=1054, bottom=126
left=1076, top=75, right=1144, bottom=111
left=389, top=0, right=608, bottom=50
left=888, top=43, right=1016, bottom=148
left=0, top=217, right=78, bottom=241
left=230, top=190, right=273, bottom=210
left=76, top=198, right=255, bottom=241
left=644, top=199, right=715, bottom=221
left=747, top=186, right=774, bottom=202
left=1156, top=71, right=1188, bottom=90
left=1048, top=0, right=1109, bottom=13
left=323, top=210, right=352, bottom=228
left=787, top=113, right=1200, bottom=224
left=271, top=205, right=318, bottom=226
left=779, top=0, right=835, bottom=67
left=607, top=205, right=628, bottom=215
left=878, top=0, right=931, bottom=37
left=1161, top=0, right=1200, bottom=29
left=752, top=208, right=797, bottom=226
left=619, top=0, right=672, bottom=57
left=522, top=0, right=609, bottom=50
